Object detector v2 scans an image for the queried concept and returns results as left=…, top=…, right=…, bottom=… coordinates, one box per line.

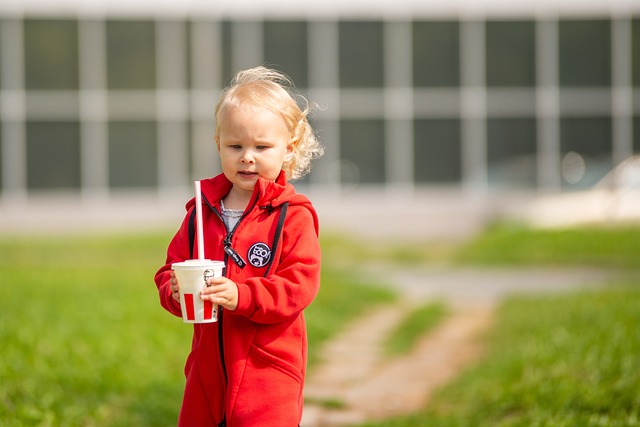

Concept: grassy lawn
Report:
left=454, top=224, right=640, bottom=269
left=3, top=224, right=639, bottom=426
left=0, top=231, right=392, bottom=426
left=359, top=284, right=640, bottom=427
left=323, top=225, right=640, bottom=269
left=383, top=302, right=447, bottom=357
left=356, top=224, right=640, bottom=427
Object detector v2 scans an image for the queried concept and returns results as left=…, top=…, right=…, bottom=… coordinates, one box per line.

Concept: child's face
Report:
left=216, top=104, right=293, bottom=198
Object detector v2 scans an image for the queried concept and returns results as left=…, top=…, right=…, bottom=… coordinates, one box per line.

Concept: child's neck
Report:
left=223, top=187, right=251, bottom=211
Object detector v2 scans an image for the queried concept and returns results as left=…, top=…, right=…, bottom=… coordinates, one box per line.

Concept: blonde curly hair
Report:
left=215, top=66, right=324, bottom=181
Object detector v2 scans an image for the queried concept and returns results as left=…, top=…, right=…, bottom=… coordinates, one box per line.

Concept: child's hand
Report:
left=169, top=271, right=180, bottom=303
left=200, top=276, right=239, bottom=311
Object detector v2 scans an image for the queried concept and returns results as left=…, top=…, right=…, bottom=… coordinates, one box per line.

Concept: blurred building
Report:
left=0, top=0, right=639, bottom=234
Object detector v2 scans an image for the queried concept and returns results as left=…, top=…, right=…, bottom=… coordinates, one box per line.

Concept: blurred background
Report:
left=1, top=0, right=639, bottom=238
left=2, top=2, right=640, bottom=426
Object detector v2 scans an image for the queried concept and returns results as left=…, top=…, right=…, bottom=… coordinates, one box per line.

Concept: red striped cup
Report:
left=171, top=259, right=225, bottom=323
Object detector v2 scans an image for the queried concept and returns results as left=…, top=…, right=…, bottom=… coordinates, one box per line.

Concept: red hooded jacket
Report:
left=154, top=171, right=321, bottom=427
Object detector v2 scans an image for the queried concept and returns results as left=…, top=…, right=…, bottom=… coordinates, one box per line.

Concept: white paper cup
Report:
left=171, top=259, right=225, bottom=323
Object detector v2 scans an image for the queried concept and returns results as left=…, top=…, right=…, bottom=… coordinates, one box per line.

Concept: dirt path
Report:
left=303, top=302, right=493, bottom=426
left=301, top=265, right=612, bottom=426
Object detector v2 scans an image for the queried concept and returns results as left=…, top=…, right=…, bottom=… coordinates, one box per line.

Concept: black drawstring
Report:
left=188, top=207, right=197, bottom=259
left=263, top=202, right=289, bottom=277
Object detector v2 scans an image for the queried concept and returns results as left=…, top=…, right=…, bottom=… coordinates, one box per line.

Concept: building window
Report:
left=339, top=21, right=384, bottom=88
left=27, top=121, right=81, bottom=190
left=340, top=119, right=385, bottom=184
left=106, top=20, right=156, bottom=90
left=24, top=19, right=79, bottom=90
left=487, top=118, right=537, bottom=187
left=633, top=19, right=640, bottom=87
left=559, top=19, right=611, bottom=87
left=2, top=13, right=636, bottom=198
left=413, top=21, right=460, bottom=87
left=0, top=28, right=3, bottom=89
left=264, top=21, right=308, bottom=88
left=414, top=119, right=461, bottom=183
left=485, top=21, right=535, bottom=87
left=108, top=121, right=157, bottom=188
left=560, top=117, right=612, bottom=188
left=220, top=20, right=234, bottom=84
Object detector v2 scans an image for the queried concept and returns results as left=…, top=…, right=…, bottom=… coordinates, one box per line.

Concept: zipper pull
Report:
left=224, top=243, right=246, bottom=269
left=260, top=203, right=274, bottom=214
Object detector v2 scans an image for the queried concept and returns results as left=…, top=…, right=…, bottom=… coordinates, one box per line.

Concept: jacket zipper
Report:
left=204, top=195, right=258, bottom=269
left=201, top=192, right=259, bottom=397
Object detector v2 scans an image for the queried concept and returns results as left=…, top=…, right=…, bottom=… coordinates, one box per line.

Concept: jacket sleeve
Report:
left=153, top=205, right=195, bottom=318
left=234, top=205, right=321, bottom=324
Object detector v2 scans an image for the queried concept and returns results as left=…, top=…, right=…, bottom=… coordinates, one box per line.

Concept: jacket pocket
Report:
left=249, top=344, right=303, bottom=383
left=230, top=345, right=303, bottom=425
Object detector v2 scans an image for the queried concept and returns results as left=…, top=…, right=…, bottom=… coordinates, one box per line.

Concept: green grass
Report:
left=0, top=231, right=393, bottom=426
left=454, top=224, right=640, bottom=269
left=307, top=266, right=394, bottom=367
left=355, top=224, right=640, bottom=427
left=383, top=302, right=448, bottom=356
left=323, top=224, right=640, bottom=269
left=5, top=224, right=640, bottom=426
left=359, top=285, right=640, bottom=427
left=320, top=232, right=455, bottom=267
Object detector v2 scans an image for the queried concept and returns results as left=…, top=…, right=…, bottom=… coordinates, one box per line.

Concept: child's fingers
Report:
left=205, top=276, right=227, bottom=287
left=169, top=274, right=180, bottom=302
left=200, top=282, right=238, bottom=311
left=201, top=284, right=225, bottom=299
left=200, top=283, right=226, bottom=297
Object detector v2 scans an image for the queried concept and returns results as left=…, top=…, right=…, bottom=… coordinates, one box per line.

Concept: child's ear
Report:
left=215, top=134, right=221, bottom=151
left=285, top=137, right=296, bottom=161
left=288, top=135, right=297, bottom=152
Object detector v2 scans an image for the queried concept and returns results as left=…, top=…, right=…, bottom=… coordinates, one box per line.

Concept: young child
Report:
left=154, top=66, right=324, bottom=427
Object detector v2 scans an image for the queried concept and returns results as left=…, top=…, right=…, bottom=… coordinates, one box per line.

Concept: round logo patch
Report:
left=248, top=243, right=271, bottom=268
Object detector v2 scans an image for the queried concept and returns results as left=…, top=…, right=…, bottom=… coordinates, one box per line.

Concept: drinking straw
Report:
left=194, top=180, right=205, bottom=261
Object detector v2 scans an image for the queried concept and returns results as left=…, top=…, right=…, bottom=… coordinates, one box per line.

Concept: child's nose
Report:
left=241, top=150, right=255, bottom=164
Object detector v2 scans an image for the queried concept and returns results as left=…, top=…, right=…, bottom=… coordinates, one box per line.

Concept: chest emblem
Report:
left=248, top=243, right=271, bottom=268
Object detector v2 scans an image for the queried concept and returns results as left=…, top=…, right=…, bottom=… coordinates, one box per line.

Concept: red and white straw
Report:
left=194, top=180, right=205, bottom=261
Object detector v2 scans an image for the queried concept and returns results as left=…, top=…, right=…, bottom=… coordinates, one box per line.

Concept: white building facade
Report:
left=1, top=0, right=639, bottom=206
